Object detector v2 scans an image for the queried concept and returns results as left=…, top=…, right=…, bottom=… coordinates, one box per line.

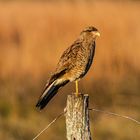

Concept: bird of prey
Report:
left=36, top=26, right=100, bottom=110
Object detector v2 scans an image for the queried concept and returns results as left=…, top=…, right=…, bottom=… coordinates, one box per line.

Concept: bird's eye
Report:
left=86, top=30, right=92, bottom=32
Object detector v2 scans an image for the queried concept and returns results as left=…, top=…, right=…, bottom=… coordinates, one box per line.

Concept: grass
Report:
left=0, top=1, right=140, bottom=140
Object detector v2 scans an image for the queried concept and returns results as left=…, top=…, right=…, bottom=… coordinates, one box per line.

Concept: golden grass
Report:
left=0, top=1, right=140, bottom=140
left=0, top=1, right=140, bottom=80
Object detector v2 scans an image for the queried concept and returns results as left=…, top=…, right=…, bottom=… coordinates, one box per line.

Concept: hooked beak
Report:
left=95, top=31, right=100, bottom=37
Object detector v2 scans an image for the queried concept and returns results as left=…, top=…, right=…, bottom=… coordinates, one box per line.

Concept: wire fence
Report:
left=33, top=107, right=140, bottom=140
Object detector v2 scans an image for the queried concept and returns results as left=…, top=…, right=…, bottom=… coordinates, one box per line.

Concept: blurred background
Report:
left=0, top=0, right=140, bottom=140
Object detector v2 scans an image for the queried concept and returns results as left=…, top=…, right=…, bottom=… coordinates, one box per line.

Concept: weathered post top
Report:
left=65, top=94, right=92, bottom=140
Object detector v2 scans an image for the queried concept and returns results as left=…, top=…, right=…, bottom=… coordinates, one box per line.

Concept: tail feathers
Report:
left=36, top=80, right=69, bottom=110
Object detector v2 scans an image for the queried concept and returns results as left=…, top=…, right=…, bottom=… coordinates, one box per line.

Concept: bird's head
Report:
left=80, top=26, right=100, bottom=39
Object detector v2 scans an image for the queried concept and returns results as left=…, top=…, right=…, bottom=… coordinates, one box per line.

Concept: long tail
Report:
left=36, top=79, right=69, bottom=110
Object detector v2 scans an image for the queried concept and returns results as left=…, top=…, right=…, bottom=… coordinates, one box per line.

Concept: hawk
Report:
left=36, top=26, right=100, bottom=110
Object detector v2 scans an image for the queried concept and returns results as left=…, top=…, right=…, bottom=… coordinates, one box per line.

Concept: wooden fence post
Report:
left=65, top=94, right=92, bottom=140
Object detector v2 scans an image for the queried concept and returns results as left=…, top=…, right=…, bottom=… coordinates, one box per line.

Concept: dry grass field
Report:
left=0, top=1, right=140, bottom=140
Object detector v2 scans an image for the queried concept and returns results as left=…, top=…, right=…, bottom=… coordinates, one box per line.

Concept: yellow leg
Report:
left=75, top=80, right=79, bottom=96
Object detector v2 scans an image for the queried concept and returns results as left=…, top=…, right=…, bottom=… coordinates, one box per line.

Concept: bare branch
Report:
left=89, top=108, right=140, bottom=125
left=33, top=111, right=66, bottom=140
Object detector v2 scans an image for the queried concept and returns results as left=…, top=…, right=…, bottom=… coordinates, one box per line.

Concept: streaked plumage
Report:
left=36, top=26, right=100, bottom=110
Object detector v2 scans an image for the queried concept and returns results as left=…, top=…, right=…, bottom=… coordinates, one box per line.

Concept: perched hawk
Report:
left=36, top=26, right=100, bottom=110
